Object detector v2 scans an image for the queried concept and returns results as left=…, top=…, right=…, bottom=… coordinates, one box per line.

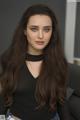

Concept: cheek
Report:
left=26, top=31, right=32, bottom=40
left=26, top=33, right=37, bottom=45
left=27, top=32, right=36, bottom=40
left=45, top=33, right=52, bottom=42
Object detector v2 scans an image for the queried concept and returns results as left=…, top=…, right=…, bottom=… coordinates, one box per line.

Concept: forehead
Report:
left=27, top=15, right=52, bottom=26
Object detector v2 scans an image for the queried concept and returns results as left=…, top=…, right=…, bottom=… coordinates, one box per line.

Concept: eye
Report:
left=43, top=28, right=52, bottom=32
left=43, top=26, right=52, bottom=33
left=30, top=28, right=38, bottom=32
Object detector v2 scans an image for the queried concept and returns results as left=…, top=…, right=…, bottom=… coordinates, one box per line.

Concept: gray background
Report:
left=0, top=0, right=66, bottom=55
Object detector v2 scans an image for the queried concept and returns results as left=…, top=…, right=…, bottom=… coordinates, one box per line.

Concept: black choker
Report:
left=25, top=53, right=44, bottom=61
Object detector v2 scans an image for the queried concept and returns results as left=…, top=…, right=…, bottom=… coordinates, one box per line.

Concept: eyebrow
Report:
left=28, top=25, right=52, bottom=28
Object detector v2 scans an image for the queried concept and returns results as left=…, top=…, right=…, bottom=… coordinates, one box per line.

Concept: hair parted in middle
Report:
left=0, top=4, right=68, bottom=111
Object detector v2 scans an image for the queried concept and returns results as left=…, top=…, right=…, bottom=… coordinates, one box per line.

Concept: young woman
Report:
left=0, top=4, right=70, bottom=120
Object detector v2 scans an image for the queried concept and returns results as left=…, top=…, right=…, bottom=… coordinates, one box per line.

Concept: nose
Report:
left=38, top=30, right=43, bottom=39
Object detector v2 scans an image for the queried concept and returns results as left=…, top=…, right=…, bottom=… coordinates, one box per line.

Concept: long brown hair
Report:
left=0, top=4, right=68, bottom=111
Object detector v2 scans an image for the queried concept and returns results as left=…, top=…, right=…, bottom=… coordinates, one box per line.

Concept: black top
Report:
left=0, top=53, right=71, bottom=120
left=10, top=54, right=56, bottom=120
left=10, top=61, right=56, bottom=120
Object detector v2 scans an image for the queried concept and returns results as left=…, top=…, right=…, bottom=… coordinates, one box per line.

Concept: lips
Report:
left=35, top=41, right=44, bottom=45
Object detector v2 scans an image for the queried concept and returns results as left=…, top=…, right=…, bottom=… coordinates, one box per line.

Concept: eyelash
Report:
left=30, top=28, right=38, bottom=32
left=30, top=28, right=51, bottom=32
left=44, top=29, right=51, bottom=32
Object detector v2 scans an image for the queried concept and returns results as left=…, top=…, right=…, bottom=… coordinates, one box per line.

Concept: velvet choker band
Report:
left=25, top=53, right=44, bottom=61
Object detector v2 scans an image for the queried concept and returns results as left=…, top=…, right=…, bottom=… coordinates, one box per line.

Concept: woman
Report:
left=0, top=4, right=70, bottom=120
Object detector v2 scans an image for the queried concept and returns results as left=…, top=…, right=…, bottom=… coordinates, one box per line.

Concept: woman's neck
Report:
left=27, top=48, right=43, bottom=55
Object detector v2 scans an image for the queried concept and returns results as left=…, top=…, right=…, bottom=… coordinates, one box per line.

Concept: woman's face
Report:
left=24, top=15, right=52, bottom=55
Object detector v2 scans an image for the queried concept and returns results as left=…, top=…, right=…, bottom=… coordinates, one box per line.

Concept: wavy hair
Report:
left=0, top=4, right=68, bottom=111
